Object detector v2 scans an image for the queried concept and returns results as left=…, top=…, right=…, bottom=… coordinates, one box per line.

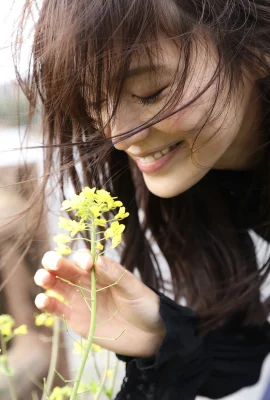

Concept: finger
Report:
left=72, top=250, right=94, bottom=271
left=35, top=293, right=71, bottom=319
left=42, top=251, right=91, bottom=282
left=34, top=269, right=74, bottom=302
left=95, top=255, right=145, bottom=299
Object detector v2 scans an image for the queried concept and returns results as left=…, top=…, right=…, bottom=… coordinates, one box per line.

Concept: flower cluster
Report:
left=54, top=187, right=129, bottom=255
left=50, top=381, right=100, bottom=400
left=0, top=314, right=28, bottom=340
left=35, top=312, right=55, bottom=328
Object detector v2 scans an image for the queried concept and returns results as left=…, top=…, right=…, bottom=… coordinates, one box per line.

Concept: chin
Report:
left=143, top=168, right=210, bottom=198
left=144, top=180, right=192, bottom=198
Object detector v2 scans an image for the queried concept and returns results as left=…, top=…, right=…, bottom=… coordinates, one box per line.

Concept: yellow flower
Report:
left=104, top=221, right=125, bottom=248
left=57, top=187, right=128, bottom=253
left=58, top=217, right=86, bottom=236
left=0, top=314, right=15, bottom=337
left=95, top=218, right=107, bottom=227
left=96, top=242, right=104, bottom=251
left=95, top=189, right=115, bottom=211
left=113, top=200, right=123, bottom=208
left=89, top=205, right=101, bottom=218
left=35, top=312, right=55, bottom=328
left=69, top=220, right=87, bottom=236
left=107, top=369, right=114, bottom=378
left=61, top=199, right=73, bottom=211
left=53, top=233, right=72, bottom=244
left=49, top=385, right=72, bottom=400
left=45, top=290, right=66, bottom=303
left=58, top=216, right=71, bottom=229
left=92, top=344, right=102, bottom=352
left=13, top=324, right=28, bottom=335
left=114, top=207, right=129, bottom=220
left=55, top=244, right=72, bottom=255
left=82, top=186, right=96, bottom=199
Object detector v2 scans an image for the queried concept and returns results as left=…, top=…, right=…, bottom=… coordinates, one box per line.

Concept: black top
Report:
left=115, top=169, right=270, bottom=400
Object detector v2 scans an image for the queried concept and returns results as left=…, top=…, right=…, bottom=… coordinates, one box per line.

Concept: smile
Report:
left=139, top=142, right=180, bottom=164
left=135, top=141, right=185, bottom=173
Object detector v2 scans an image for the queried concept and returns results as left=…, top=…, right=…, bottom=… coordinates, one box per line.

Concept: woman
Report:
left=18, top=0, right=270, bottom=398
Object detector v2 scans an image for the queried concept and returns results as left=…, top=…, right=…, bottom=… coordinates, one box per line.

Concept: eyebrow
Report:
left=125, top=65, right=167, bottom=79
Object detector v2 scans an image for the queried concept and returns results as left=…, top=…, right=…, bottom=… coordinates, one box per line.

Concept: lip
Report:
left=135, top=141, right=185, bottom=173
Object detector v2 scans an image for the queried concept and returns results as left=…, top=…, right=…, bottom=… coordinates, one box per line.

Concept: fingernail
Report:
left=35, top=293, right=48, bottom=309
left=34, top=269, right=47, bottom=286
left=97, top=256, right=109, bottom=271
left=42, top=251, right=61, bottom=270
left=73, top=251, right=92, bottom=269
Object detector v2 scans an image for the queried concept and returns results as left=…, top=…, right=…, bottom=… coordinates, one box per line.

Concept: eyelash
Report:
left=133, top=86, right=168, bottom=106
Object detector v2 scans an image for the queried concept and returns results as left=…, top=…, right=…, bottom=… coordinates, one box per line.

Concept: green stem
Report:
left=0, top=334, right=18, bottom=400
left=41, top=317, right=61, bottom=400
left=91, top=351, right=101, bottom=381
left=94, top=350, right=110, bottom=400
left=70, top=219, right=97, bottom=400
left=108, top=358, right=119, bottom=400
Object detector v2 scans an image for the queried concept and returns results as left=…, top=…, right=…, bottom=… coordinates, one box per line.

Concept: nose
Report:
left=106, top=104, right=151, bottom=150
left=112, top=128, right=150, bottom=151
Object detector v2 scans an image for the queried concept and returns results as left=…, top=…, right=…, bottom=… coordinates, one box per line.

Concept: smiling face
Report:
left=106, top=38, right=262, bottom=198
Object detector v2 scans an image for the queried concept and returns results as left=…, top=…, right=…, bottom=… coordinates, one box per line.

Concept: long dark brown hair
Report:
left=15, top=0, right=270, bottom=333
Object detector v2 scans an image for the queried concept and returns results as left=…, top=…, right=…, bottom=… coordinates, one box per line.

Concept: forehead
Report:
left=126, top=38, right=181, bottom=80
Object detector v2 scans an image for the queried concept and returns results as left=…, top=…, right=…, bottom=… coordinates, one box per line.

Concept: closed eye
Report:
left=132, top=86, right=169, bottom=106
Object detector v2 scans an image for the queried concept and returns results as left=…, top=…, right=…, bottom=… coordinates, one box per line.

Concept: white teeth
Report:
left=139, top=142, right=180, bottom=164
left=161, top=147, right=170, bottom=155
left=153, top=152, right=163, bottom=160
left=140, top=155, right=155, bottom=164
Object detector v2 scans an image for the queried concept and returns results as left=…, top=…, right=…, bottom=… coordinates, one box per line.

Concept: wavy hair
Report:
left=16, top=0, right=270, bottom=333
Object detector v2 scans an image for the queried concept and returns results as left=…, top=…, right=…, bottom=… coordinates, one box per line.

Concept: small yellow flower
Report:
left=58, top=216, right=71, bottom=229
left=96, top=242, right=104, bottom=251
left=55, top=244, right=72, bottom=255
left=95, top=218, right=107, bottom=227
left=82, top=186, right=96, bottom=199
left=53, top=233, right=72, bottom=244
left=113, top=200, right=123, bottom=208
left=89, top=205, right=101, bottom=218
left=58, top=217, right=86, bottom=236
left=35, top=312, right=55, bottom=328
left=92, top=344, right=102, bottom=353
left=88, top=380, right=100, bottom=394
left=95, top=189, right=115, bottom=211
left=105, top=221, right=125, bottom=248
left=69, top=220, right=87, bottom=236
left=13, top=324, right=28, bottom=335
left=0, top=314, right=15, bottom=337
left=61, top=199, right=73, bottom=211
left=49, top=385, right=72, bottom=400
left=45, top=290, right=66, bottom=303
left=114, top=206, right=129, bottom=220
left=107, top=369, right=114, bottom=378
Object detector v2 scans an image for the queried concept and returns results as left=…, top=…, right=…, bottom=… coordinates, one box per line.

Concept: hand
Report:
left=34, top=251, right=165, bottom=358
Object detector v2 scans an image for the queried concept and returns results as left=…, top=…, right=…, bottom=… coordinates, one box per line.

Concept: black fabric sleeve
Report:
left=115, top=288, right=270, bottom=400
left=115, top=287, right=211, bottom=400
